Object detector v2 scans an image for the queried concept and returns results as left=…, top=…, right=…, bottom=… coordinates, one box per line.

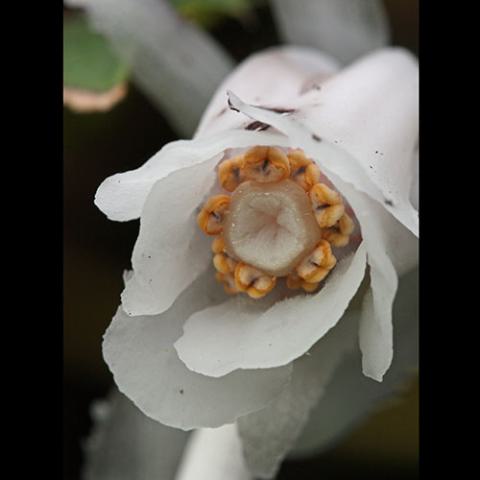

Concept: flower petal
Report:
left=175, top=243, right=367, bottom=376
left=95, top=130, right=289, bottom=222
left=95, top=46, right=340, bottom=223
left=335, top=182, right=417, bottom=381
left=357, top=193, right=418, bottom=277
left=359, top=285, right=390, bottom=381
left=226, top=91, right=385, bottom=215
left=83, top=389, right=189, bottom=480
left=196, top=46, right=340, bottom=138
left=120, top=155, right=219, bottom=316
left=237, top=304, right=359, bottom=478
left=298, top=48, right=419, bottom=232
left=270, top=0, right=390, bottom=65
left=104, top=272, right=292, bottom=430
left=65, top=0, right=234, bottom=136
left=226, top=47, right=419, bottom=237
left=292, top=269, right=418, bottom=457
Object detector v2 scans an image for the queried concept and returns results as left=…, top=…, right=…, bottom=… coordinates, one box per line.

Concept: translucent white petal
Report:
left=96, top=48, right=418, bottom=232
left=226, top=91, right=385, bottom=209
left=335, top=182, right=415, bottom=381
left=103, top=272, right=292, bottom=430
left=120, top=132, right=312, bottom=316
left=359, top=281, right=394, bottom=382
left=196, top=46, right=340, bottom=137
left=226, top=47, right=419, bottom=237
left=65, top=0, right=234, bottom=136
left=95, top=130, right=289, bottom=222
left=237, top=305, right=359, bottom=479
left=176, top=425, right=251, bottom=480
left=298, top=48, right=419, bottom=231
left=83, top=389, right=189, bottom=480
left=292, top=269, right=418, bottom=457
left=222, top=89, right=415, bottom=382
left=95, top=46, right=340, bottom=223
left=270, top=0, right=390, bottom=65
left=355, top=194, right=418, bottom=277
left=120, top=155, right=219, bottom=316
left=175, top=244, right=367, bottom=376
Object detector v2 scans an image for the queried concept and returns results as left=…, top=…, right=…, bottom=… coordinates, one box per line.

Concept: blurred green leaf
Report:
left=64, top=14, right=130, bottom=92
left=170, top=0, right=257, bottom=27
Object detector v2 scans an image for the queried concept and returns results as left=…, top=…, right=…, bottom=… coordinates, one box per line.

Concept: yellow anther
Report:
left=321, top=213, right=355, bottom=247
left=310, top=182, right=342, bottom=205
left=339, top=213, right=355, bottom=235
left=234, top=262, right=276, bottom=299
left=301, top=281, right=320, bottom=293
left=338, top=213, right=355, bottom=235
left=288, top=149, right=321, bottom=191
left=213, top=252, right=237, bottom=274
left=286, top=273, right=320, bottom=293
left=218, top=155, right=245, bottom=192
left=296, top=240, right=337, bottom=284
left=215, top=272, right=239, bottom=295
left=197, top=195, right=231, bottom=235
left=245, top=286, right=274, bottom=299
left=243, top=146, right=290, bottom=183
left=253, top=275, right=276, bottom=292
left=310, top=183, right=345, bottom=228
left=211, top=236, right=226, bottom=254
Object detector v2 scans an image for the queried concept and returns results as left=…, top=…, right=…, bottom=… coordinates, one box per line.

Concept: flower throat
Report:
left=197, top=146, right=355, bottom=298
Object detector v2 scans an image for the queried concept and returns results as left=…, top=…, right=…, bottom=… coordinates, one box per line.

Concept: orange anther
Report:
left=218, top=155, right=245, bottom=192
left=215, top=272, right=240, bottom=295
left=243, top=146, right=290, bottom=183
left=310, top=183, right=345, bottom=228
left=296, top=240, right=336, bottom=284
left=321, top=213, right=355, bottom=247
left=197, top=195, right=231, bottom=235
left=301, top=281, right=320, bottom=293
left=286, top=273, right=320, bottom=293
left=288, top=149, right=321, bottom=191
left=245, top=286, right=274, bottom=299
left=211, top=236, right=226, bottom=254
left=253, top=275, right=276, bottom=292
left=234, top=262, right=276, bottom=299
left=213, top=252, right=237, bottom=274
left=339, top=213, right=355, bottom=235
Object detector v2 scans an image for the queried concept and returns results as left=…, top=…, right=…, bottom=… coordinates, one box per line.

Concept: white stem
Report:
left=175, top=424, right=252, bottom=480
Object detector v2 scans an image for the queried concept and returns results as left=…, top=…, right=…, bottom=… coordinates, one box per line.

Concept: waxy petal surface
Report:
left=104, top=272, right=292, bottom=430
left=175, top=244, right=367, bottom=376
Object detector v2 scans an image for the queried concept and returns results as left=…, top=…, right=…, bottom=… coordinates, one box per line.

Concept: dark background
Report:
left=64, top=1, right=419, bottom=478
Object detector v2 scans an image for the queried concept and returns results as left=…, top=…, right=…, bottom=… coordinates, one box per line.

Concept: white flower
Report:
left=95, top=46, right=418, bottom=478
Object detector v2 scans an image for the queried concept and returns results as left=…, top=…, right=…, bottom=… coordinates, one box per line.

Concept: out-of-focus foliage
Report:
left=64, top=14, right=129, bottom=93
left=65, top=0, right=235, bottom=133
left=170, top=0, right=260, bottom=27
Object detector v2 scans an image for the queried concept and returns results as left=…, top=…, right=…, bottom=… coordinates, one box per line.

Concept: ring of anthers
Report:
left=197, top=146, right=354, bottom=298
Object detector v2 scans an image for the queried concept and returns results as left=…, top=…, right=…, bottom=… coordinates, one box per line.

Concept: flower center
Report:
left=197, top=146, right=355, bottom=298
left=224, top=180, right=322, bottom=277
